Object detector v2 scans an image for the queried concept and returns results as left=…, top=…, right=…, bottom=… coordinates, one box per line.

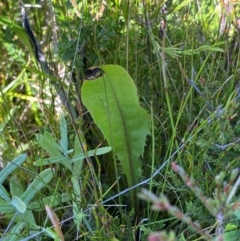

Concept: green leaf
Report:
left=59, top=114, right=68, bottom=153
left=0, top=107, right=17, bottom=132
left=72, top=146, right=112, bottom=163
left=33, top=147, right=112, bottom=166
left=0, top=184, right=11, bottom=202
left=10, top=176, right=25, bottom=197
left=73, top=132, right=85, bottom=157
left=81, top=65, right=150, bottom=202
left=225, top=223, right=238, bottom=231
left=0, top=198, right=14, bottom=213
left=2, top=221, right=26, bottom=241
left=33, top=155, right=69, bottom=166
left=21, top=168, right=54, bottom=204
left=36, top=132, right=63, bottom=157
left=224, top=230, right=240, bottom=241
left=179, top=232, right=187, bottom=241
left=73, top=133, right=85, bottom=173
left=0, top=154, right=27, bottom=184
left=10, top=196, right=26, bottom=214
left=234, top=209, right=240, bottom=219
left=197, top=45, right=224, bottom=52
left=29, top=193, right=71, bottom=211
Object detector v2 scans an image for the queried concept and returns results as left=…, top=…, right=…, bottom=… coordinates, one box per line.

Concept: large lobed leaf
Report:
left=81, top=65, right=150, bottom=189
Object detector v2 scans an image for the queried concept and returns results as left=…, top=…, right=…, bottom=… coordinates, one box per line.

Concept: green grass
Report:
left=1, top=0, right=240, bottom=240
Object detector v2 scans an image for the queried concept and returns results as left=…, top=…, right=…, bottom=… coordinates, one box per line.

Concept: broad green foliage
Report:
left=0, top=154, right=58, bottom=240
left=81, top=65, right=150, bottom=190
left=33, top=114, right=113, bottom=236
left=0, top=154, right=26, bottom=185
left=33, top=114, right=112, bottom=168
